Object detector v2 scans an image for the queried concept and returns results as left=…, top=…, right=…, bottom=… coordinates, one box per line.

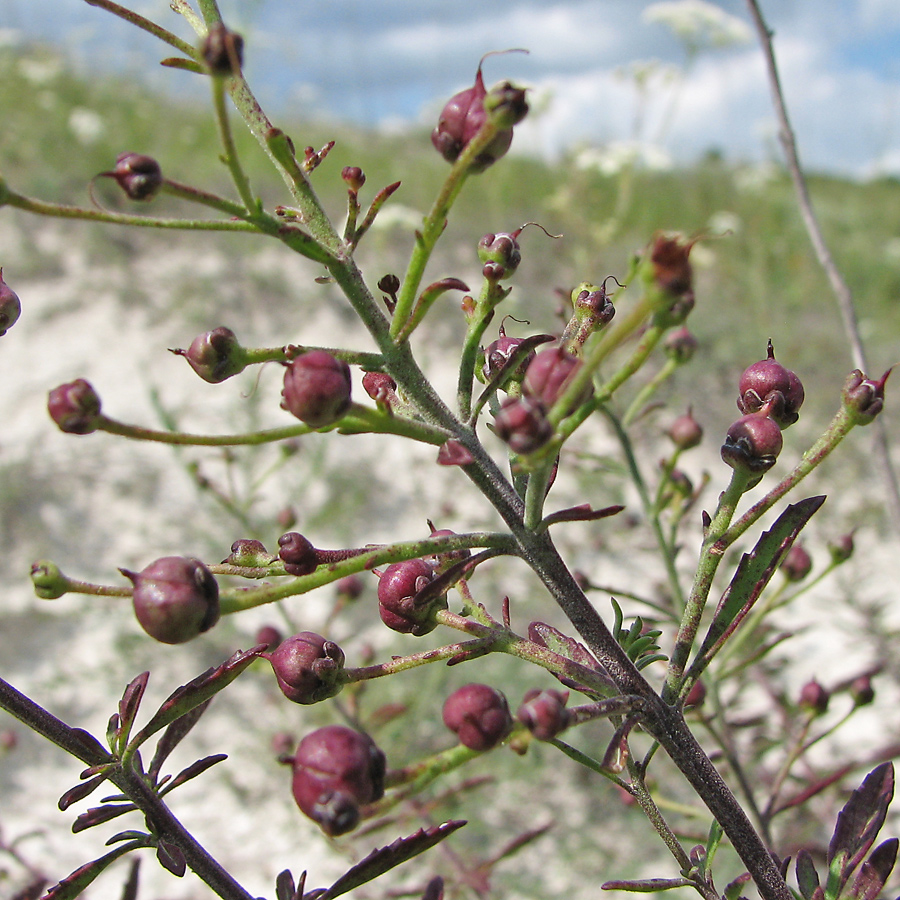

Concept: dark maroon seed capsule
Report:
left=264, top=632, right=345, bottom=705
left=281, top=350, right=352, bottom=428
left=335, top=574, right=364, bottom=600
left=663, top=326, right=698, bottom=364
left=278, top=532, right=319, bottom=576
left=291, top=725, right=386, bottom=836
left=720, top=412, right=783, bottom=475
left=0, top=269, right=21, bottom=336
left=225, top=538, right=271, bottom=567
left=122, top=556, right=219, bottom=644
left=376, top=558, right=445, bottom=636
left=737, top=342, right=804, bottom=428
left=47, top=379, right=102, bottom=434
left=442, top=683, right=513, bottom=751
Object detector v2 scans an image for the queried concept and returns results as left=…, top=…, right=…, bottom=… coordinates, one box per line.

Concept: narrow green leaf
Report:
left=692, top=496, right=825, bottom=671
left=602, top=878, right=695, bottom=892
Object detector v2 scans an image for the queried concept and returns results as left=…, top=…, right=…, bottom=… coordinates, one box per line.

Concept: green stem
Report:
left=85, top=0, right=199, bottom=58
left=663, top=467, right=755, bottom=702
left=209, top=74, right=256, bottom=212
left=390, top=120, right=505, bottom=340
left=623, top=356, right=679, bottom=427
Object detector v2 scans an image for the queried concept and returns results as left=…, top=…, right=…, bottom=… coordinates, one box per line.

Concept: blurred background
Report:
left=2, top=2, right=900, bottom=899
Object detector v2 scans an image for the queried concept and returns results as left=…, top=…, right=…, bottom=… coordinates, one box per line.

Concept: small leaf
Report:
left=72, top=803, right=137, bottom=833
left=59, top=771, right=112, bottom=811
left=159, top=753, right=228, bottom=796
left=848, top=838, right=898, bottom=900
left=602, top=878, right=695, bottom=892
left=159, top=57, right=205, bottom=74
left=149, top=699, right=213, bottom=781
left=827, top=763, right=894, bottom=892
left=318, top=821, right=466, bottom=899
left=796, top=849, right=821, bottom=900
left=128, top=646, right=266, bottom=751
left=43, top=841, right=144, bottom=900
left=540, top=503, right=625, bottom=529
left=528, top=621, right=616, bottom=696
left=722, top=872, right=752, bottom=900
left=693, top=496, right=826, bottom=672
left=106, top=830, right=150, bottom=846
left=601, top=716, right=639, bottom=774
left=119, top=858, right=141, bottom=900
left=157, top=839, right=186, bottom=877
left=118, top=672, right=150, bottom=746
left=276, top=869, right=299, bottom=900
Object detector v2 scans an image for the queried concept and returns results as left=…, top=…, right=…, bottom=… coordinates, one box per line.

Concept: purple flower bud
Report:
left=842, top=367, right=891, bottom=425
left=493, top=396, right=554, bottom=454
left=516, top=688, right=569, bottom=741
left=336, top=574, right=364, bottom=601
left=202, top=22, right=244, bottom=75
left=663, top=326, right=698, bottom=364
left=828, top=531, right=855, bottom=564
left=431, top=61, right=527, bottom=173
left=122, top=556, right=219, bottom=644
left=683, top=679, right=706, bottom=709
left=850, top=674, right=875, bottom=707
left=105, top=152, right=163, bottom=201
left=278, top=532, right=319, bottom=576
left=737, top=342, right=804, bottom=428
left=254, top=625, right=283, bottom=652
left=667, top=408, right=703, bottom=451
left=477, top=231, right=522, bottom=276
left=225, top=538, right=272, bottom=567
left=650, top=234, right=694, bottom=297
left=171, top=326, right=246, bottom=383
left=720, top=412, right=783, bottom=476
left=341, top=166, right=366, bottom=192
left=281, top=350, right=352, bottom=428
left=798, top=679, right=829, bottom=715
left=377, top=558, right=446, bottom=635
left=264, top=632, right=345, bottom=705
left=47, top=379, right=102, bottom=434
left=483, top=331, right=535, bottom=385
left=522, top=345, right=591, bottom=412
left=291, top=725, right=386, bottom=836
left=362, top=371, right=398, bottom=409
left=780, top=543, right=812, bottom=582
left=0, top=269, right=21, bottom=336
left=442, top=683, right=513, bottom=751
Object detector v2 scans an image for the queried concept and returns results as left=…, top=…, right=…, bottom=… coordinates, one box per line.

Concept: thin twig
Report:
left=745, top=0, right=900, bottom=536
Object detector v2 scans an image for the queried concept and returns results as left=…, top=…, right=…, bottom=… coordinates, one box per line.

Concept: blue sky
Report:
left=5, top=0, right=900, bottom=177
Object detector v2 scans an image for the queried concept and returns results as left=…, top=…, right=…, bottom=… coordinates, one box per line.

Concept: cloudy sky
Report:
left=6, top=0, right=900, bottom=177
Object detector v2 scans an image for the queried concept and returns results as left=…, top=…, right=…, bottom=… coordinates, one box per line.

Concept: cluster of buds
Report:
left=477, top=229, right=522, bottom=282
left=494, top=343, right=591, bottom=454
left=290, top=725, right=386, bottom=836
left=721, top=342, right=804, bottom=479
